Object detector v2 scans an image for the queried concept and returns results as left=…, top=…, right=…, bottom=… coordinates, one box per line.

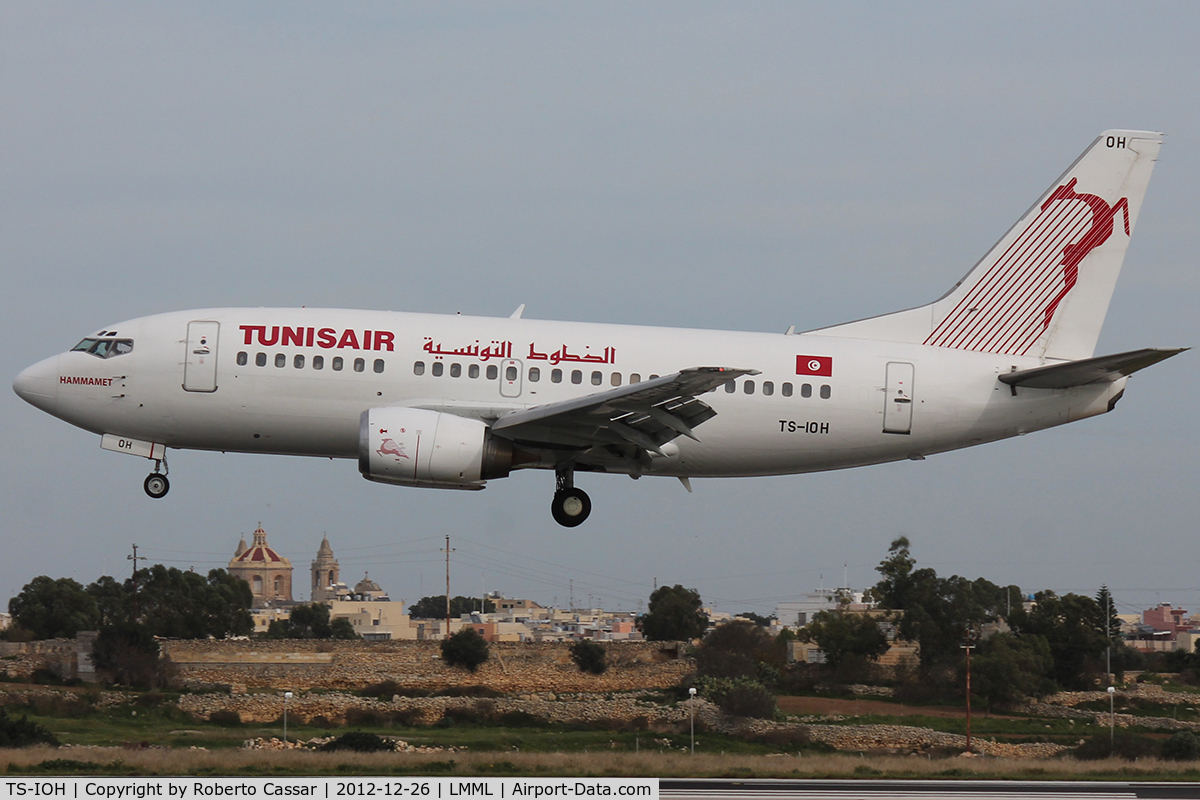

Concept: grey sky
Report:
left=3, top=3, right=1197, bottom=620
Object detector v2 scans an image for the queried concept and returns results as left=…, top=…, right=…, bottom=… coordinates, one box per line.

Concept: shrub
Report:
left=344, top=708, right=384, bottom=727
left=719, top=682, right=777, bottom=719
left=569, top=640, right=608, bottom=675
left=1163, top=731, right=1200, bottom=761
left=359, top=679, right=403, bottom=700
left=207, top=710, right=242, bottom=727
left=440, top=629, right=489, bottom=672
left=0, top=710, right=60, bottom=748
left=1072, top=730, right=1159, bottom=760
left=439, top=685, right=501, bottom=698
left=318, top=731, right=393, bottom=752
left=499, top=710, right=540, bottom=727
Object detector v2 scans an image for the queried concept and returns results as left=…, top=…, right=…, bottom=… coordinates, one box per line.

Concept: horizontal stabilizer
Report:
left=998, top=348, right=1187, bottom=389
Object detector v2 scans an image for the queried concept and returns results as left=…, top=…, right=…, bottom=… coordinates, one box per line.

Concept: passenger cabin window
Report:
left=486, top=365, right=498, bottom=380
left=450, top=363, right=461, bottom=378
left=763, top=381, right=774, bottom=396
left=529, top=367, right=540, bottom=382
left=820, top=384, right=831, bottom=399
left=332, top=357, right=344, bottom=371
left=571, top=370, right=583, bottom=385
left=354, top=358, right=365, bottom=373
left=744, top=380, right=755, bottom=395
left=237, top=352, right=248, bottom=366
left=275, top=353, right=286, bottom=368
left=611, top=372, right=621, bottom=386
left=800, top=383, right=812, bottom=398
left=373, top=359, right=385, bottom=374
left=630, top=373, right=641, bottom=383
left=413, top=361, right=425, bottom=375
left=591, top=371, right=602, bottom=386
left=294, top=354, right=304, bottom=369
left=551, top=369, right=562, bottom=383
left=468, top=364, right=480, bottom=378
left=256, top=353, right=267, bottom=367
left=432, top=362, right=444, bottom=377
left=724, top=381, right=736, bottom=393
left=313, top=355, right=324, bottom=370
left=782, top=382, right=793, bottom=397
left=71, top=338, right=134, bottom=359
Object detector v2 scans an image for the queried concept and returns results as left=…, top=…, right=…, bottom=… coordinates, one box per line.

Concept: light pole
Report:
left=688, top=687, right=697, bottom=755
left=283, top=691, right=293, bottom=744
left=1107, top=685, right=1115, bottom=755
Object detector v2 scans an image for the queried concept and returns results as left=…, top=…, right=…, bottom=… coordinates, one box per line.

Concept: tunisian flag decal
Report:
left=796, top=355, right=833, bottom=377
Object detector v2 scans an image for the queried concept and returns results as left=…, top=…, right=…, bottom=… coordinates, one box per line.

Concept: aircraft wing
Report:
left=490, top=367, right=757, bottom=454
left=998, top=347, right=1188, bottom=389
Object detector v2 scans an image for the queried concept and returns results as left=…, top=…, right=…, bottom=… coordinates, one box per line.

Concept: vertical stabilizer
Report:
left=811, top=130, right=1162, bottom=360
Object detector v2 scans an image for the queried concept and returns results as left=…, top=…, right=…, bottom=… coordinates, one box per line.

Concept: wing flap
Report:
left=490, top=367, right=755, bottom=452
left=998, top=347, right=1187, bottom=389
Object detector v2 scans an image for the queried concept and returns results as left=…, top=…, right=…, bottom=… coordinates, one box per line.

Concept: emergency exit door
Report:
left=183, top=320, right=220, bottom=392
left=883, top=361, right=914, bottom=435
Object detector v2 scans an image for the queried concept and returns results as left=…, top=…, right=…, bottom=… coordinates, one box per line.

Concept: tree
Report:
left=1009, top=590, right=1109, bottom=690
left=131, top=566, right=253, bottom=639
left=266, top=603, right=360, bottom=640
left=737, top=612, right=774, bottom=626
left=569, top=640, right=607, bottom=675
left=967, top=632, right=1053, bottom=710
left=408, top=595, right=495, bottom=619
left=868, top=538, right=1013, bottom=672
left=696, top=620, right=776, bottom=679
left=799, top=610, right=890, bottom=673
left=90, top=622, right=166, bottom=688
left=8, top=576, right=99, bottom=639
left=441, top=627, right=489, bottom=672
left=639, top=585, right=708, bottom=641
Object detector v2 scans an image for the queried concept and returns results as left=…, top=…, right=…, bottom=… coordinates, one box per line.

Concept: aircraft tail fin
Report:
left=810, top=130, right=1163, bottom=360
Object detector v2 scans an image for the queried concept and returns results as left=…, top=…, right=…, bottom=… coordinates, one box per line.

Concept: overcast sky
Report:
left=3, top=3, right=1197, bottom=621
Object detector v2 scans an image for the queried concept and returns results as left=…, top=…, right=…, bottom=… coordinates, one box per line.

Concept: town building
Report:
left=310, top=536, right=341, bottom=602
left=228, top=526, right=293, bottom=608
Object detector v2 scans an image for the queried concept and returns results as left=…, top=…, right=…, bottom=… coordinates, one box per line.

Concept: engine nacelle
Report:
left=359, top=407, right=513, bottom=490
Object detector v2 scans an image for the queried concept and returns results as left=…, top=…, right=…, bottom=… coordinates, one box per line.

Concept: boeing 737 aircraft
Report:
left=13, top=130, right=1186, bottom=526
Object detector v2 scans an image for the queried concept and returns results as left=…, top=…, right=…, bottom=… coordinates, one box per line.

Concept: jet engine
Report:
left=359, top=407, right=513, bottom=490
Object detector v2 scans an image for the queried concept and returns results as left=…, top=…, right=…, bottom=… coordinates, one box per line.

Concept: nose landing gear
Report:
left=551, top=466, right=591, bottom=527
left=143, top=458, right=169, bottom=499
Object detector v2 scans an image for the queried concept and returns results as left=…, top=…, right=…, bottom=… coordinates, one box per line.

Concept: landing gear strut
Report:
left=551, top=466, right=591, bottom=527
left=144, top=458, right=170, bottom=499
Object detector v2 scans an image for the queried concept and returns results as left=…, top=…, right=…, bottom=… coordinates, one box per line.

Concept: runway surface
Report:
left=660, top=778, right=1200, bottom=799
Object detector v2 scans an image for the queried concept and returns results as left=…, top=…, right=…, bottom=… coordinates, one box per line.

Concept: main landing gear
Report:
left=143, top=459, right=170, bottom=499
left=551, top=466, right=591, bottom=527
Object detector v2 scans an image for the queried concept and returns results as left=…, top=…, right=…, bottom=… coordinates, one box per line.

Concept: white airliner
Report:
left=13, top=130, right=1186, bottom=526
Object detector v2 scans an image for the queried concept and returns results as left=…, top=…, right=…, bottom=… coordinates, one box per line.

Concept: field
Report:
left=4, top=683, right=1200, bottom=779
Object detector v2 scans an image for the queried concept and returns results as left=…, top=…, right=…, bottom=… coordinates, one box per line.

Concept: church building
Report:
left=228, top=525, right=293, bottom=607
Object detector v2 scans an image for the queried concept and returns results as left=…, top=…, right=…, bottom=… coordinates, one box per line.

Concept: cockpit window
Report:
left=71, top=337, right=134, bottom=359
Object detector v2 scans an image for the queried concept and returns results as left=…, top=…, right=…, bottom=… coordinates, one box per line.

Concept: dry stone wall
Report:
left=163, top=640, right=688, bottom=693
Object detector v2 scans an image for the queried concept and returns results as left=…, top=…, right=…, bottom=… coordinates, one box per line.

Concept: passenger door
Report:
left=183, top=320, right=220, bottom=392
left=883, top=361, right=914, bottom=435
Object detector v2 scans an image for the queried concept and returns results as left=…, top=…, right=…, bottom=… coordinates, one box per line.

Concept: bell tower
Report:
left=311, top=536, right=340, bottom=602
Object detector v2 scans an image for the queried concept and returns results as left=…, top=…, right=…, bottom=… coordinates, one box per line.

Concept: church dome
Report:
left=232, top=526, right=291, bottom=565
left=354, top=572, right=382, bottom=594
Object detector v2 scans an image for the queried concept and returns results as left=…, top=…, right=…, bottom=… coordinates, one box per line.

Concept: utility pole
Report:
left=442, top=535, right=454, bottom=639
left=961, top=629, right=975, bottom=755
left=127, top=544, right=145, bottom=622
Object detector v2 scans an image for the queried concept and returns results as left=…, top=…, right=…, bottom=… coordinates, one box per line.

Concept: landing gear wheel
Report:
left=144, top=473, right=170, bottom=499
left=551, top=487, right=591, bottom=527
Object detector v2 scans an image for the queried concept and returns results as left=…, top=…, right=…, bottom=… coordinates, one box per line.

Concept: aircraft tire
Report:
left=551, top=487, right=591, bottom=527
left=144, top=473, right=170, bottom=499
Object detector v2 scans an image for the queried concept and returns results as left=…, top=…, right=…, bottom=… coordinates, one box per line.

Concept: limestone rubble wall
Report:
left=162, top=639, right=689, bottom=693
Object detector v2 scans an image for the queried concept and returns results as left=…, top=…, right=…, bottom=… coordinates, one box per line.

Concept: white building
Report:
left=775, top=588, right=866, bottom=628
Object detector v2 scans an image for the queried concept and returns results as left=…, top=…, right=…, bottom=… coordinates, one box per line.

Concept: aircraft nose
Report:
left=13, top=355, right=59, bottom=414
